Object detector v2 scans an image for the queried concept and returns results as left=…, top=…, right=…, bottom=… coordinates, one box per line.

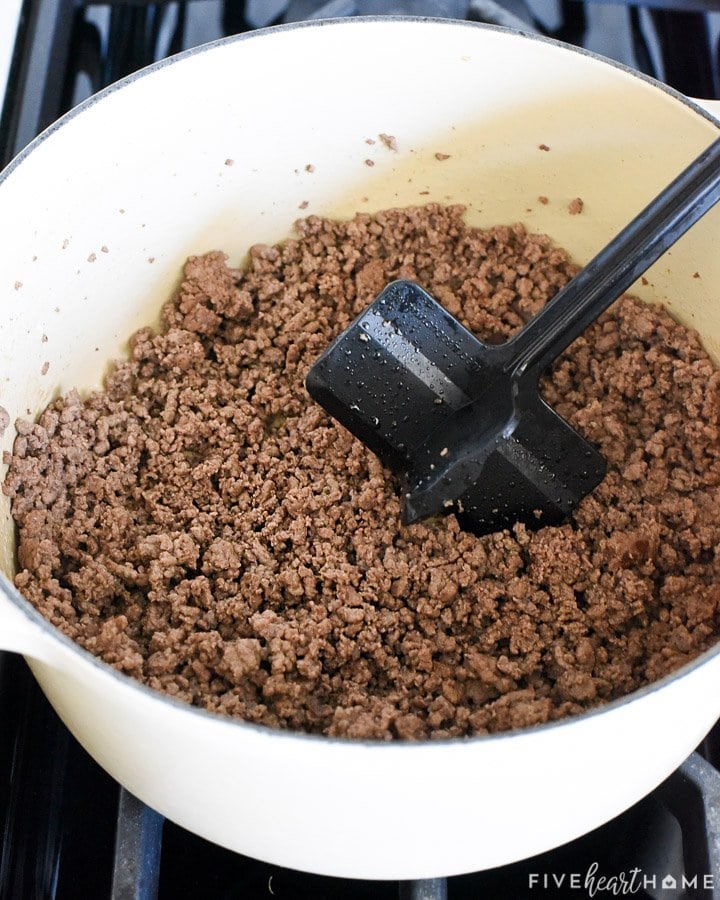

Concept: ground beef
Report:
left=4, top=204, right=720, bottom=740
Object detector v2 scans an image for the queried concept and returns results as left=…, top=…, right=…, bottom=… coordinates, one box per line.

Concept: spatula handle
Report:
left=507, top=136, right=720, bottom=383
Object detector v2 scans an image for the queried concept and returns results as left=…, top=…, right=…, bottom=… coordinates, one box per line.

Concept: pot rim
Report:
left=1, top=15, right=719, bottom=751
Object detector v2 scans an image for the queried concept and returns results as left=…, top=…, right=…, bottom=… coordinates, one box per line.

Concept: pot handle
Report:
left=0, top=571, right=57, bottom=663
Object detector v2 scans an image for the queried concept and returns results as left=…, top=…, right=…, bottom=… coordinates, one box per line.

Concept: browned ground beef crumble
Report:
left=4, top=204, right=720, bottom=740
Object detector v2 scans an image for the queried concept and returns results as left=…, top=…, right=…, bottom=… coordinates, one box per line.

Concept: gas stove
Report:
left=1, top=3, right=719, bottom=898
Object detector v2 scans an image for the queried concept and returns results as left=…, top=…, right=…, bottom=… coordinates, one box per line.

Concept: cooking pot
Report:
left=1, top=17, right=719, bottom=881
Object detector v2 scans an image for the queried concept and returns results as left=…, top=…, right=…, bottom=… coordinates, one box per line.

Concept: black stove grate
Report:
left=2, top=2, right=720, bottom=898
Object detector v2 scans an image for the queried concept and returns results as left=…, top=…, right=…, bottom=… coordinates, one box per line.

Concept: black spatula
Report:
left=307, top=137, right=720, bottom=535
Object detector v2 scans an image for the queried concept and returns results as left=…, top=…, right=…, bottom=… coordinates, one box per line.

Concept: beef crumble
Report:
left=4, top=204, right=720, bottom=740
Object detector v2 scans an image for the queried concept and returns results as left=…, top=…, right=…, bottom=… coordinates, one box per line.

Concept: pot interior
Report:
left=1, top=19, right=718, bottom=581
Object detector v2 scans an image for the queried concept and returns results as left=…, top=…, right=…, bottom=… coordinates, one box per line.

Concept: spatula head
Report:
left=404, top=394, right=606, bottom=533
left=306, top=280, right=606, bottom=535
left=305, top=280, right=496, bottom=470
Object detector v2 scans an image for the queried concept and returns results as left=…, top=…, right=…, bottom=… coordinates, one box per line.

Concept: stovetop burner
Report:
left=1, top=2, right=720, bottom=898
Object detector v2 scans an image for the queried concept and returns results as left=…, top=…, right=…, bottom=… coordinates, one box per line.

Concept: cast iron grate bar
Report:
left=650, top=7, right=716, bottom=97
left=0, top=0, right=79, bottom=166
left=110, top=789, right=164, bottom=900
left=0, top=0, right=197, bottom=168
left=399, top=877, right=448, bottom=899
left=679, top=754, right=720, bottom=899
left=110, top=787, right=451, bottom=900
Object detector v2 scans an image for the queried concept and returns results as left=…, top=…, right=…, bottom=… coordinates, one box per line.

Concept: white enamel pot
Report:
left=1, top=17, right=719, bottom=881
